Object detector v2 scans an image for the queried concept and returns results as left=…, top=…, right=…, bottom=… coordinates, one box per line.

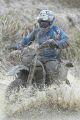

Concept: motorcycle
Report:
left=5, top=40, right=73, bottom=103
left=5, top=43, right=47, bottom=103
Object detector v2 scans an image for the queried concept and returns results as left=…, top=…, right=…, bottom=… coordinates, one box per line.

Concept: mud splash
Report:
left=5, top=65, right=80, bottom=113
left=0, top=65, right=80, bottom=120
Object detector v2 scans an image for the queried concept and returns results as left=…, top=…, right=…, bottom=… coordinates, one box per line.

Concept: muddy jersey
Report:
left=16, top=26, right=69, bottom=62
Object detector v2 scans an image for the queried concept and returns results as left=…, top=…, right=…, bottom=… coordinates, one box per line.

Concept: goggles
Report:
left=38, top=20, right=51, bottom=28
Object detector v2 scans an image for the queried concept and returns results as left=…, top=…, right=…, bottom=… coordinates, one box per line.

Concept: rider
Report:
left=16, top=10, right=69, bottom=85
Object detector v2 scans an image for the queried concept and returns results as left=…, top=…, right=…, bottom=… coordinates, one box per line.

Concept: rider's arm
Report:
left=55, top=27, right=69, bottom=49
left=16, top=29, right=36, bottom=49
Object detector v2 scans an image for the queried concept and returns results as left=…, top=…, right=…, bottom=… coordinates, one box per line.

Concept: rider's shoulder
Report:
left=52, top=26, right=61, bottom=34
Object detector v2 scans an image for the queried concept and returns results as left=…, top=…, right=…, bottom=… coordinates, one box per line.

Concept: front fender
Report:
left=6, top=65, right=29, bottom=76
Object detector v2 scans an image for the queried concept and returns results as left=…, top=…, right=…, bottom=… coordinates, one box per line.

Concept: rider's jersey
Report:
left=17, top=26, right=69, bottom=62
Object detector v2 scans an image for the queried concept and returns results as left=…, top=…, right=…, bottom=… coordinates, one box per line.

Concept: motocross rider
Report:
left=15, top=10, right=69, bottom=85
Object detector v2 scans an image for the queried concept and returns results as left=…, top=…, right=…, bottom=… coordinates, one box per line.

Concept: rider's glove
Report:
left=49, top=39, right=58, bottom=49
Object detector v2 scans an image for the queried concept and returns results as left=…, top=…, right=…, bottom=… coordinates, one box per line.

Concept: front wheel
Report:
left=5, top=78, right=26, bottom=104
left=5, top=69, right=29, bottom=103
left=5, top=62, right=46, bottom=103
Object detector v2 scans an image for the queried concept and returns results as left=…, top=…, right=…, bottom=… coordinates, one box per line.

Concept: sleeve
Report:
left=16, top=29, right=36, bottom=49
left=22, top=29, right=36, bottom=45
left=55, top=27, right=69, bottom=49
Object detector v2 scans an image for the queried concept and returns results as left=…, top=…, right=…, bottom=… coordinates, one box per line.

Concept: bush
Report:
left=61, top=27, right=80, bottom=61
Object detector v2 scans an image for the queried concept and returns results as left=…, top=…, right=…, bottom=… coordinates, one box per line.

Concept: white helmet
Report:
left=37, top=10, right=55, bottom=21
left=37, top=10, right=55, bottom=28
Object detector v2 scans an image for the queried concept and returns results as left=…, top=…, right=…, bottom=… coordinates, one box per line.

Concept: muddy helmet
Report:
left=37, top=10, right=55, bottom=28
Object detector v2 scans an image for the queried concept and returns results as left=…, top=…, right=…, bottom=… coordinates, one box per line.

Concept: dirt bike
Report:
left=5, top=41, right=49, bottom=103
left=5, top=40, right=73, bottom=103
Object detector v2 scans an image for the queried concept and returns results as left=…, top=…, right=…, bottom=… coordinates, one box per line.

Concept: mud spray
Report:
left=0, top=64, right=80, bottom=120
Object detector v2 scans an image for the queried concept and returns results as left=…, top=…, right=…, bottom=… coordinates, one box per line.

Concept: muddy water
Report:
left=0, top=66, right=80, bottom=120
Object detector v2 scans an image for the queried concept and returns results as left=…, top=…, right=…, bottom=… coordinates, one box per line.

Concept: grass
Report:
left=61, top=27, right=80, bottom=61
left=0, top=9, right=80, bottom=66
left=59, top=0, right=80, bottom=8
left=4, top=0, right=10, bottom=4
left=0, top=10, right=34, bottom=54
